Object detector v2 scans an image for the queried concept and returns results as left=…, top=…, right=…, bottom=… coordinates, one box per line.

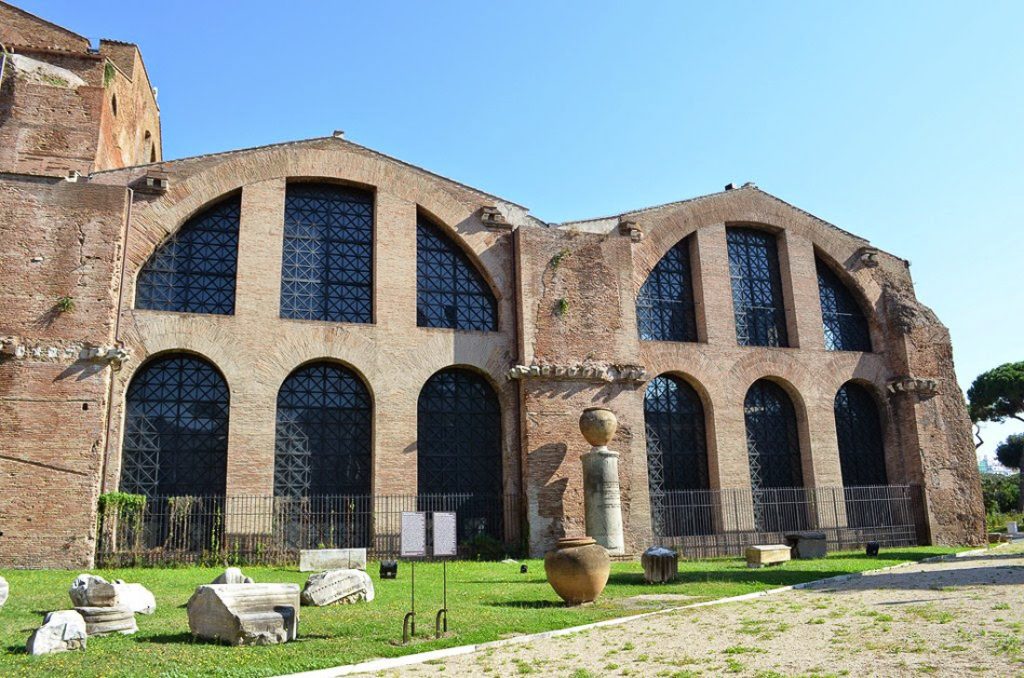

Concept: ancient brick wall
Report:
left=0, top=176, right=127, bottom=568
left=0, top=2, right=91, bottom=52
left=0, top=6, right=160, bottom=176
left=92, top=139, right=527, bottom=526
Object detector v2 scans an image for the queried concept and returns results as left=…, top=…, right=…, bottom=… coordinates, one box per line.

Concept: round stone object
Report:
left=544, top=536, right=610, bottom=605
left=579, top=407, right=617, bottom=447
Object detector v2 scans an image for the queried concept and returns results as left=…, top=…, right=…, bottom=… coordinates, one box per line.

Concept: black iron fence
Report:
left=652, top=484, right=919, bottom=558
left=96, top=493, right=521, bottom=567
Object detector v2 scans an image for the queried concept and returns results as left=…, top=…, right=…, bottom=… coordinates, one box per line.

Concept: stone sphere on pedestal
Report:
left=579, top=407, right=617, bottom=447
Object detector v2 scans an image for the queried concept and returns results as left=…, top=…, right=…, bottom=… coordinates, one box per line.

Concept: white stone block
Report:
left=187, top=584, right=300, bottom=646
left=299, top=548, right=367, bottom=572
left=301, top=569, right=374, bottom=606
left=69, top=574, right=155, bottom=614
left=26, top=610, right=87, bottom=655
left=211, top=567, right=255, bottom=585
left=76, top=606, right=138, bottom=636
left=0, top=575, right=8, bottom=608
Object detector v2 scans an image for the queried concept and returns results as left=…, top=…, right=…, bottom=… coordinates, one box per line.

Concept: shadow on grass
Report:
left=488, top=600, right=567, bottom=609
left=143, top=632, right=202, bottom=645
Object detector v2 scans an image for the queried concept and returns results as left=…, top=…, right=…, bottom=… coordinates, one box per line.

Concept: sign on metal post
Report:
left=400, top=511, right=427, bottom=557
left=400, top=511, right=426, bottom=643
left=433, top=511, right=457, bottom=557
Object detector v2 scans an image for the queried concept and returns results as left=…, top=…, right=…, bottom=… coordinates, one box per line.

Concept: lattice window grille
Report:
left=743, top=380, right=803, bottom=530
left=280, top=184, right=373, bottom=323
left=637, top=237, right=698, bottom=342
left=120, top=354, right=230, bottom=497
left=834, top=382, right=887, bottom=487
left=416, top=219, right=497, bottom=331
left=135, top=196, right=241, bottom=315
left=817, top=259, right=872, bottom=352
left=274, top=362, right=373, bottom=497
left=727, top=228, right=789, bottom=347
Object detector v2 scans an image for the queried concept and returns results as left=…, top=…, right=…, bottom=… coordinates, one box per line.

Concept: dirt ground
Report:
left=369, top=545, right=1024, bottom=677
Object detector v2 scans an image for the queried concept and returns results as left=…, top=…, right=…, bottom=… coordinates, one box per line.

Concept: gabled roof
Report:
left=90, top=135, right=534, bottom=213
left=555, top=183, right=866, bottom=243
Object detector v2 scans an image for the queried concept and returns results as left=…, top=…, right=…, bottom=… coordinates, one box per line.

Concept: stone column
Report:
left=579, top=408, right=625, bottom=555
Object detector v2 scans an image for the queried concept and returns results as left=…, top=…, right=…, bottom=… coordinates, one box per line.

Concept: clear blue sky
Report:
left=23, top=1, right=1024, bottom=462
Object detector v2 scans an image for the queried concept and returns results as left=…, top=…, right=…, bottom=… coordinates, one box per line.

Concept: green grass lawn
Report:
left=0, top=546, right=962, bottom=677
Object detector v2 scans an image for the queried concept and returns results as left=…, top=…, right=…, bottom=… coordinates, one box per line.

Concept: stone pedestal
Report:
left=641, top=546, right=678, bottom=584
left=579, top=408, right=625, bottom=556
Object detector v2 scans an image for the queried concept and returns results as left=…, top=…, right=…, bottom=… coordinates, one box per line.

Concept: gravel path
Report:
left=369, top=545, right=1024, bottom=677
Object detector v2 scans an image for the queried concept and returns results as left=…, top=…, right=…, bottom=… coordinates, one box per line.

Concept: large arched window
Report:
left=418, top=368, right=503, bottom=541
left=280, top=184, right=373, bottom=323
left=744, top=379, right=804, bottom=531
left=135, top=195, right=240, bottom=315
left=120, top=353, right=229, bottom=497
left=637, top=236, right=698, bottom=342
left=645, top=374, right=710, bottom=536
left=416, top=217, right=497, bottom=331
left=274, top=362, right=372, bottom=497
left=727, top=228, right=788, bottom=347
left=834, top=382, right=887, bottom=487
left=817, top=258, right=871, bottom=352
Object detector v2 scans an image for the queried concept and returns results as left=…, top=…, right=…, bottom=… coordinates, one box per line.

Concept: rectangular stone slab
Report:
left=299, top=548, right=367, bottom=572
left=745, top=544, right=791, bottom=568
left=187, top=584, right=300, bottom=646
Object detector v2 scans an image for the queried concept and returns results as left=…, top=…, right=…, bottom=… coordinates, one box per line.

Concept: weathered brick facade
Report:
left=0, top=3, right=984, bottom=567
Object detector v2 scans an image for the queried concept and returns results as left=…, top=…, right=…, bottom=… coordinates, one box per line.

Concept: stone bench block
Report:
left=745, top=544, right=791, bottom=568
left=76, top=606, right=138, bottom=636
left=784, top=531, right=828, bottom=559
left=301, top=569, right=374, bottom=606
left=0, top=575, right=8, bottom=609
left=299, top=548, right=367, bottom=572
left=26, top=610, right=88, bottom=655
left=641, top=546, right=679, bottom=584
left=187, top=583, right=300, bottom=646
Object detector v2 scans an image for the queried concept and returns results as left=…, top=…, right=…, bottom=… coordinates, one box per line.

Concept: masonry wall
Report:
left=0, top=176, right=126, bottom=568
left=94, top=141, right=526, bottom=532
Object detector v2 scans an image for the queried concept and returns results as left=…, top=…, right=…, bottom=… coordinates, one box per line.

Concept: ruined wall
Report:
left=0, top=2, right=90, bottom=52
left=0, top=6, right=160, bottom=176
left=515, top=226, right=650, bottom=556
left=0, top=176, right=126, bottom=568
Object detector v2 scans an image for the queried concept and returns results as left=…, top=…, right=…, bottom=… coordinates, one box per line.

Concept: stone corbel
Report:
left=480, top=206, right=512, bottom=230
left=856, top=246, right=880, bottom=268
left=81, top=346, right=131, bottom=371
left=618, top=219, right=643, bottom=242
left=887, top=376, right=939, bottom=399
left=507, top=362, right=646, bottom=384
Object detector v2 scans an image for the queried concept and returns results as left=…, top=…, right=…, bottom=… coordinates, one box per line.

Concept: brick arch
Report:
left=629, top=189, right=885, bottom=313
left=123, top=144, right=513, bottom=300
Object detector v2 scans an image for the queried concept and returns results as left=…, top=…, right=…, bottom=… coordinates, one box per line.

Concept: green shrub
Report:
left=981, top=472, right=1019, bottom=513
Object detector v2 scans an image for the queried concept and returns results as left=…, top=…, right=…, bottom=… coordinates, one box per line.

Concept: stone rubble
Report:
left=75, top=606, right=138, bottom=636
left=301, top=569, right=375, bottom=606
left=187, top=583, right=300, bottom=646
left=68, top=574, right=155, bottom=614
left=211, top=567, right=255, bottom=585
left=26, top=610, right=88, bottom=655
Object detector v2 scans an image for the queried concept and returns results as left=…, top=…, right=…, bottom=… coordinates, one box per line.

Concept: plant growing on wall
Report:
left=103, top=61, right=116, bottom=87
left=55, top=295, right=75, bottom=313
left=555, top=297, right=570, bottom=316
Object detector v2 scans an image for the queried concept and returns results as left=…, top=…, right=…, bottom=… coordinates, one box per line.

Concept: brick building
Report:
left=0, top=3, right=984, bottom=568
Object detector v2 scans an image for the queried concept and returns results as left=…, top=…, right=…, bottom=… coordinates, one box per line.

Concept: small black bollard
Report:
left=380, top=560, right=398, bottom=579
left=866, top=542, right=880, bottom=557
left=520, top=564, right=528, bottom=574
